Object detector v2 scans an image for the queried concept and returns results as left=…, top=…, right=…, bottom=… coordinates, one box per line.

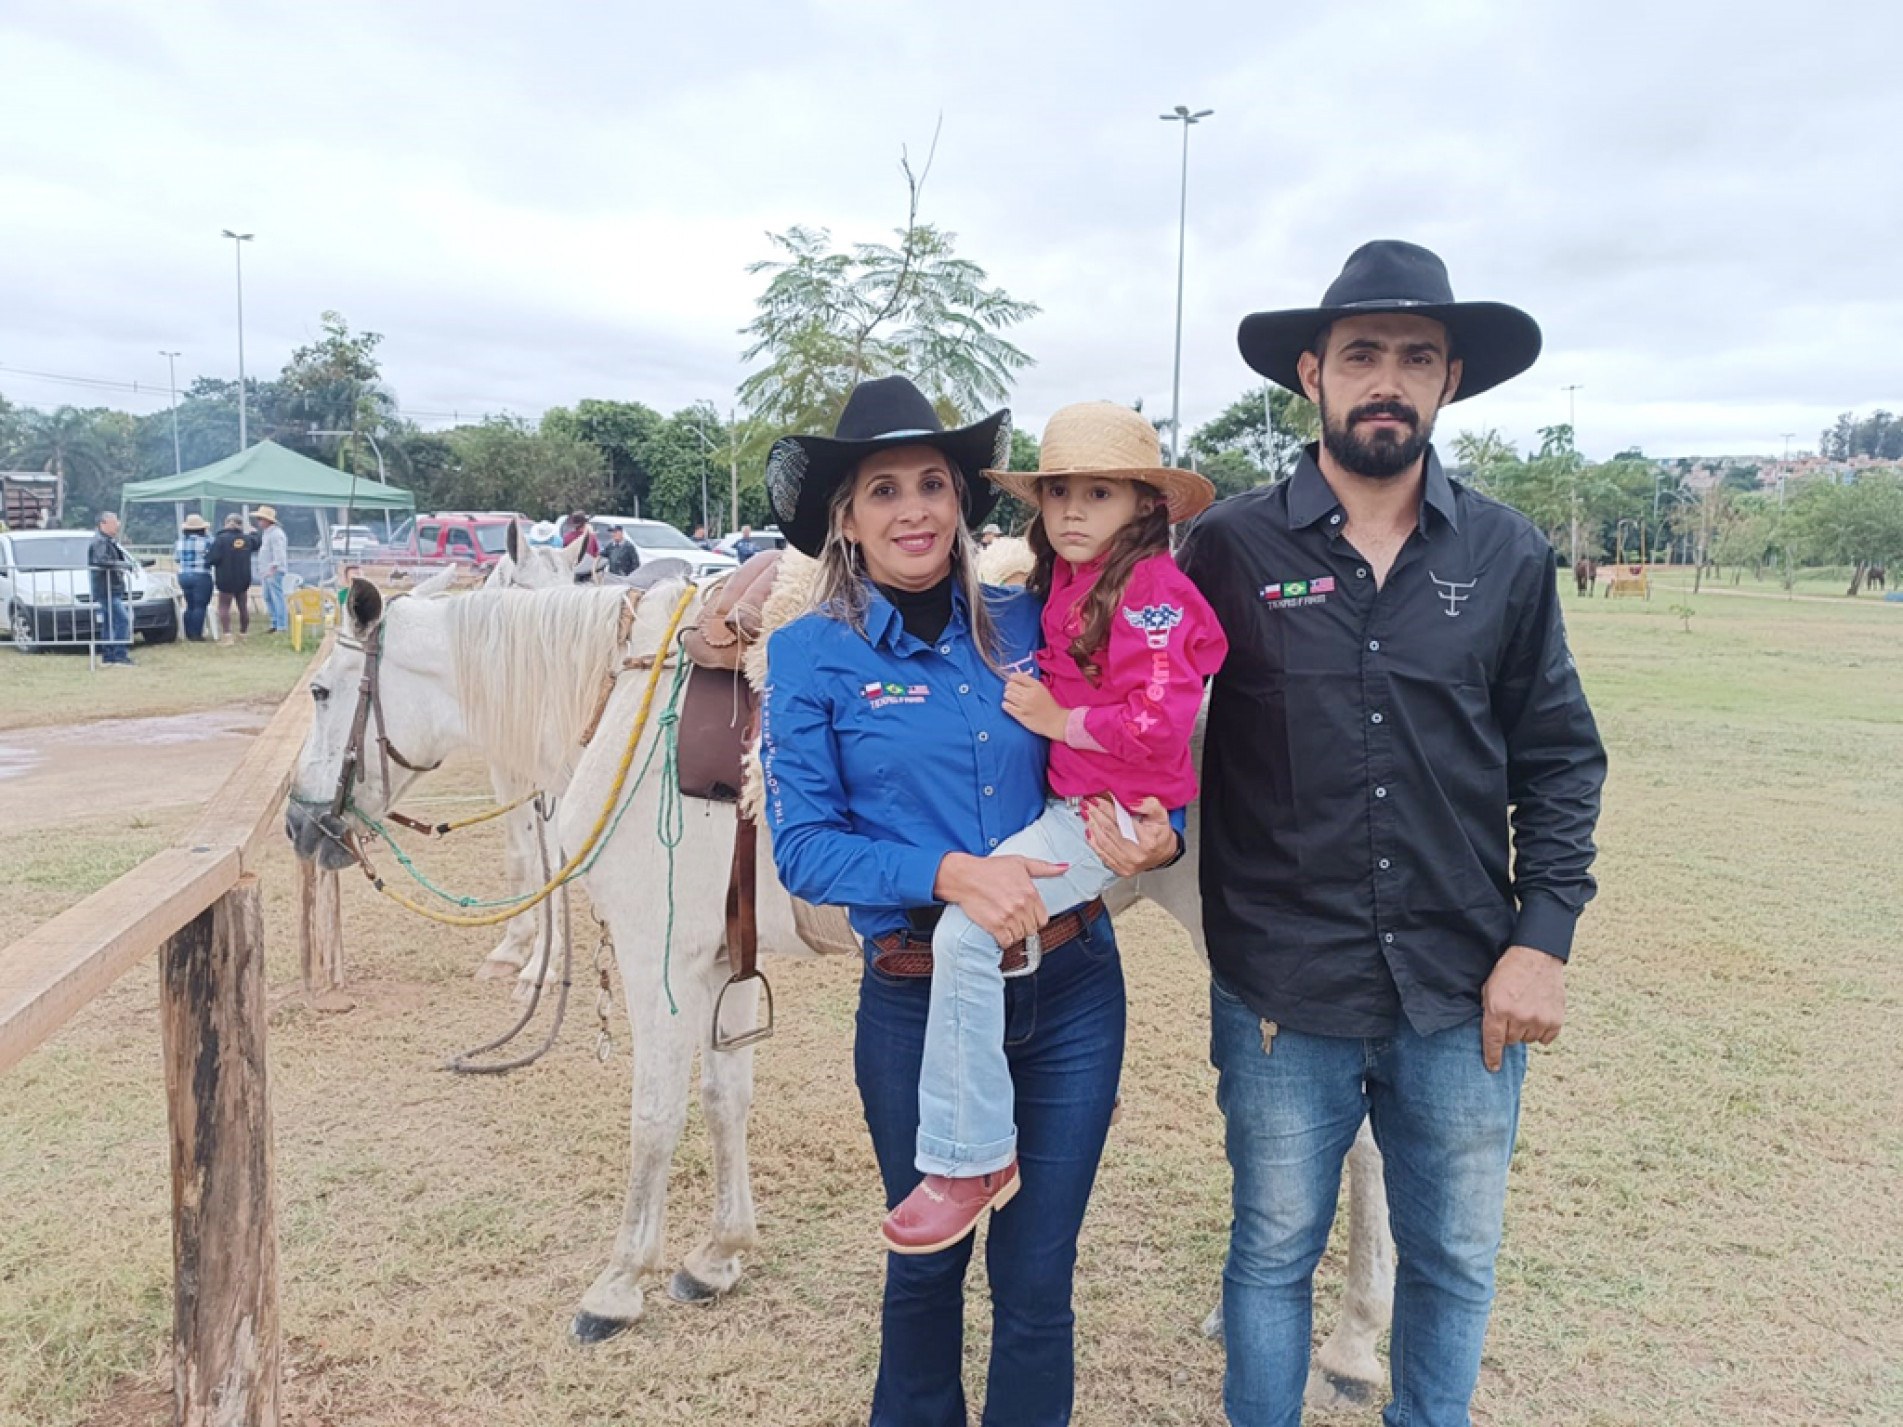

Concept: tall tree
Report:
left=738, top=143, right=1038, bottom=441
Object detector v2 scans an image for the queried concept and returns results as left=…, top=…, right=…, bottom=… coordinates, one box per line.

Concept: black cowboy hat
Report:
left=765, top=376, right=1011, bottom=557
left=1238, top=240, right=1542, bottom=402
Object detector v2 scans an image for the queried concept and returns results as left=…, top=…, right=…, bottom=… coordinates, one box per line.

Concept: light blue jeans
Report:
left=1210, top=975, right=1526, bottom=1427
left=916, top=797, right=1116, bottom=1177
left=262, top=572, right=288, bottom=631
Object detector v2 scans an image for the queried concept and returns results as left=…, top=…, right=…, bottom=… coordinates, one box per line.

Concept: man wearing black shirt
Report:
left=1178, top=241, right=1606, bottom=1427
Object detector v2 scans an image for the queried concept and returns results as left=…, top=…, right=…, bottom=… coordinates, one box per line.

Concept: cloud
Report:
left=2, top=0, right=1896, bottom=462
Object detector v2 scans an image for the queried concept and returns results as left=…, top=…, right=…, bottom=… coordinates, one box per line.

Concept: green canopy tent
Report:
left=120, top=440, right=415, bottom=553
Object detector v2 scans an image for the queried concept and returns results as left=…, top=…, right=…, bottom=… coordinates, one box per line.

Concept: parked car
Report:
left=1, top=528, right=180, bottom=652
left=328, top=523, right=377, bottom=558
left=589, top=517, right=738, bottom=579
left=373, top=512, right=522, bottom=570
left=712, top=525, right=788, bottom=558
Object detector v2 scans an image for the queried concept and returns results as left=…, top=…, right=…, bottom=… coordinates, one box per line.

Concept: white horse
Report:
left=283, top=570, right=1391, bottom=1410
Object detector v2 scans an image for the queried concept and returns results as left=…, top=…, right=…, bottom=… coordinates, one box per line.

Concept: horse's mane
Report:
left=442, top=582, right=677, bottom=787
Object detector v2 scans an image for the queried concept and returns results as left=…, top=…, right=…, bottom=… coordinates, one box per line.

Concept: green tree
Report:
left=441, top=418, right=609, bottom=518
left=1186, top=386, right=1317, bottom=486
left=5, top=404, right=118, bottom=522
left=738, top=150, right=1038, bottom=440
left=1784, top=471, right=1903, bottom=594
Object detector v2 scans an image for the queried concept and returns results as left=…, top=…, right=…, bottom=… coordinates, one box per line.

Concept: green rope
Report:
left=343, top=651, right=696, bottom=1015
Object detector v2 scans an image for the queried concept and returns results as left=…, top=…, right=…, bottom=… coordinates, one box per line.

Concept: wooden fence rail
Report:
left=0, top=637, right=337, bottom=1427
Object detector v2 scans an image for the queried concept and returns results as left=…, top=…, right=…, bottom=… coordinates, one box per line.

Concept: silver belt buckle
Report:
left=1005, top=929, right=1042, bottom=979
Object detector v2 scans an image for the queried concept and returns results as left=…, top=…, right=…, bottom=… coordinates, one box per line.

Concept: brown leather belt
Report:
left=871, top=899, right=1105, bottom=979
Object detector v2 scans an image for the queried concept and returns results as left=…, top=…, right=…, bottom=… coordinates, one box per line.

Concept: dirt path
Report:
left=0, top=707, right=270, bottom=831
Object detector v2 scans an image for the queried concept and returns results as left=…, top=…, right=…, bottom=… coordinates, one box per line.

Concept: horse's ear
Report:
left=561, top=532, right=587, bottom=568
left=347, top=577, right=384, bottom=635
left=410, top=566, right=457, bottom=599
left=506, top=520, right=521, bottom=562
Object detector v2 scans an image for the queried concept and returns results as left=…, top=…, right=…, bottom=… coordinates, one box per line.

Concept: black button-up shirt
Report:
left=1177, top=446, right=1606, bottom=1037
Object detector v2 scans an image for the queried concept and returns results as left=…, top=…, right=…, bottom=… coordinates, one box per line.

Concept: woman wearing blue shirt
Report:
left=761, top=377, right=1176, bottom=1426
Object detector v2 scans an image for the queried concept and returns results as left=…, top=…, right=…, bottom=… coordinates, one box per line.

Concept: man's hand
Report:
left=933, top=851, right=1068, bottom=948
left=1002, top=673, right=1069, bottom=741
left=1083, top=795, right=1176, bottom=877
left=1480, top=944, right=1565, bottom=1072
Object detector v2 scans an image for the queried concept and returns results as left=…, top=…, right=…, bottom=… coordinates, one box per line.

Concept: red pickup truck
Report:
left=373, top=513, right=522, bottom=570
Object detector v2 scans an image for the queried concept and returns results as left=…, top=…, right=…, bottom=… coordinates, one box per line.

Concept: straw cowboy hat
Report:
left=181, top=513, right=210, bottom=533
left=765, top=375, right=1011, bottom=557
left=1237, top=239, right=1542, bottom=403
left=253, top=505, right=279, bottom=524
left=986, top=402, right=1216, bottom=525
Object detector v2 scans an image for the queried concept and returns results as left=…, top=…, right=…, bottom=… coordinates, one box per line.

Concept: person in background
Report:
left=255, top=505, right=289, bottom=633
left=174, top=512, right=214, bottom=641
left=603, top=523, right=640, bottom=578
left=87, top=510, right=137, bottom=666
left=979, top=522, right=1003, bottom=548
left=691, top=523, right=714, bottom=550
left=562, top=511, right=599, bottom=582
left=207, top=514, right=256, bottom=643
left=732, top=523, right=759, bottom=562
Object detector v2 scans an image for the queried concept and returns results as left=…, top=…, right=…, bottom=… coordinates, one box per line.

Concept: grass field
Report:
left=0, top=630, right=313, bottom=732
left=0, top=583, right=1898, bottom=1426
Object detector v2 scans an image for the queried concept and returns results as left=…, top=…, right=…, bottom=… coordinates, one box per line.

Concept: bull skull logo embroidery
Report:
left=1429, top=571, right=1476, bottom=617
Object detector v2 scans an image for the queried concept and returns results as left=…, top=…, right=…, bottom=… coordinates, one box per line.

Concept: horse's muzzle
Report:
left=285, top=800, right=359, bottom=872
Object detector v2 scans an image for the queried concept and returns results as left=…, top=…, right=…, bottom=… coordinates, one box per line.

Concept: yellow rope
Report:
left=431, top=790, right=539, bottom=834
left=361, top=584, right=696, bottom=927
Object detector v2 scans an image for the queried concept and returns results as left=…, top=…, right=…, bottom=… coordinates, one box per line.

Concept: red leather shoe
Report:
left=880, top=1161, right=1021, bottom=1255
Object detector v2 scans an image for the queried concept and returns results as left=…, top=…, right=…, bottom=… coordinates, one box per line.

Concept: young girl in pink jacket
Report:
left=882, top=401, right=1228, bottom=1254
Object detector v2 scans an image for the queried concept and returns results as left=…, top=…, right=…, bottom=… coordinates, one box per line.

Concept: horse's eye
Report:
left=311, top=686, right=330, bottom=703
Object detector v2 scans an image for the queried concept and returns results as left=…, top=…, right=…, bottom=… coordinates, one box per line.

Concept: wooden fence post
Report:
left=159, top=875, right=280, bottom=1427
left=295, top=860, right=346, bottom=997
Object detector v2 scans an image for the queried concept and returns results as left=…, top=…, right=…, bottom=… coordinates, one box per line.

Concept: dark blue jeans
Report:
left=180, top=571, right=213, bottom=640
left=855, top=911, right=1127, bottom=1427
left=101, top=593, right=132, bottom=662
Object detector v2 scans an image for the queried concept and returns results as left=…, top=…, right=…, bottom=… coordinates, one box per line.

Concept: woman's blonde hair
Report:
left=809, top=456, right=1010, bottom=674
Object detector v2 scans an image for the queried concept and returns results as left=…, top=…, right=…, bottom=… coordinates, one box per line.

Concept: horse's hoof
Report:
left=1305, top=1369, right=1379, bottom=1411
left=475, top=960, right=521, bottom=982
left=667, top=1268, right=723, bottom=1304
left=569, top=1310, right=637, bottom=1346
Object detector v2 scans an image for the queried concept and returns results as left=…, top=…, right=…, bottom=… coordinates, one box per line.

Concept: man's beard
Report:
left=1318, top=388, right=1436, bottom=480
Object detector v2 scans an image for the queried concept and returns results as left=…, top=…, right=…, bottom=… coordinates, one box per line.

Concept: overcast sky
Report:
left=3, top=0, right=1898, bottom=463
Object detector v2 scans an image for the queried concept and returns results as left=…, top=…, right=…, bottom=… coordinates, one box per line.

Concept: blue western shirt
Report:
left=761, top=582, right=1048, bottom=945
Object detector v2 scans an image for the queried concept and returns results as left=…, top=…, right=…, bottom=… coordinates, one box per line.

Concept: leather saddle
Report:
left=676, top=551, right=783, bottom=803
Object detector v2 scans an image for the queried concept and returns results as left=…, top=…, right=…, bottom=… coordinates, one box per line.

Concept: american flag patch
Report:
left=1312, top=576, right=1336, bottom=594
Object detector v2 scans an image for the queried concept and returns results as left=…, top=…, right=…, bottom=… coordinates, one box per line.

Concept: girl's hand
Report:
left=1002, top=673, right=1068, bottom=741
left=933, top=851, right=1067, bottom=947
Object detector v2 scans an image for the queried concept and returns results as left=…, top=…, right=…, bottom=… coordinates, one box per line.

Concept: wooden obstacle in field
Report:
left=0, top=637, right=339, bottom=1427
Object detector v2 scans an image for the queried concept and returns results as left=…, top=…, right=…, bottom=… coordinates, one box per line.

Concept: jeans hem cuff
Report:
left=915, top=1132, right=1016, bottom=1178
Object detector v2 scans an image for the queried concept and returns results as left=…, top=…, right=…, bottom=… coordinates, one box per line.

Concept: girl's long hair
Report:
left=810, top=460, right=1011, bottom=674
left=1026, top=481, right=1170, bottom=683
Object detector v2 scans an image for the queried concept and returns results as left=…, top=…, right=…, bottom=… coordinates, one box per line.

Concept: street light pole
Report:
left=1560, top=383, right=1585, bottom=564
left=160, top=350, right=183, bottom=475
left=221, top=230, right=254, bottom=451
left=1160, top=104, right=1212, bottom=468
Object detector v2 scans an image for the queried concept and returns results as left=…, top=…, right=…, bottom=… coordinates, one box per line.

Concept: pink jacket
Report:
left=1038, top=550, right=1227, bottom=809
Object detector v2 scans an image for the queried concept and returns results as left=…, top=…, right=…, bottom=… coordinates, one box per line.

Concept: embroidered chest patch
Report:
left=1260, top=575, right=1335, bottom=610
left=860, top=680, right=930, bottom=709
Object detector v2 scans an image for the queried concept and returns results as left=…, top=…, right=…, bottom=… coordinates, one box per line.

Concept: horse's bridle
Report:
left=329, top=603, right=442, bottom=823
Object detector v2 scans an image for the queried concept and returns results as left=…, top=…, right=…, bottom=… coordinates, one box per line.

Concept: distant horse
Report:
left=1869, top=565, right=1887, bottom=592
left=1574, top=556, right=1597, bottom=596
